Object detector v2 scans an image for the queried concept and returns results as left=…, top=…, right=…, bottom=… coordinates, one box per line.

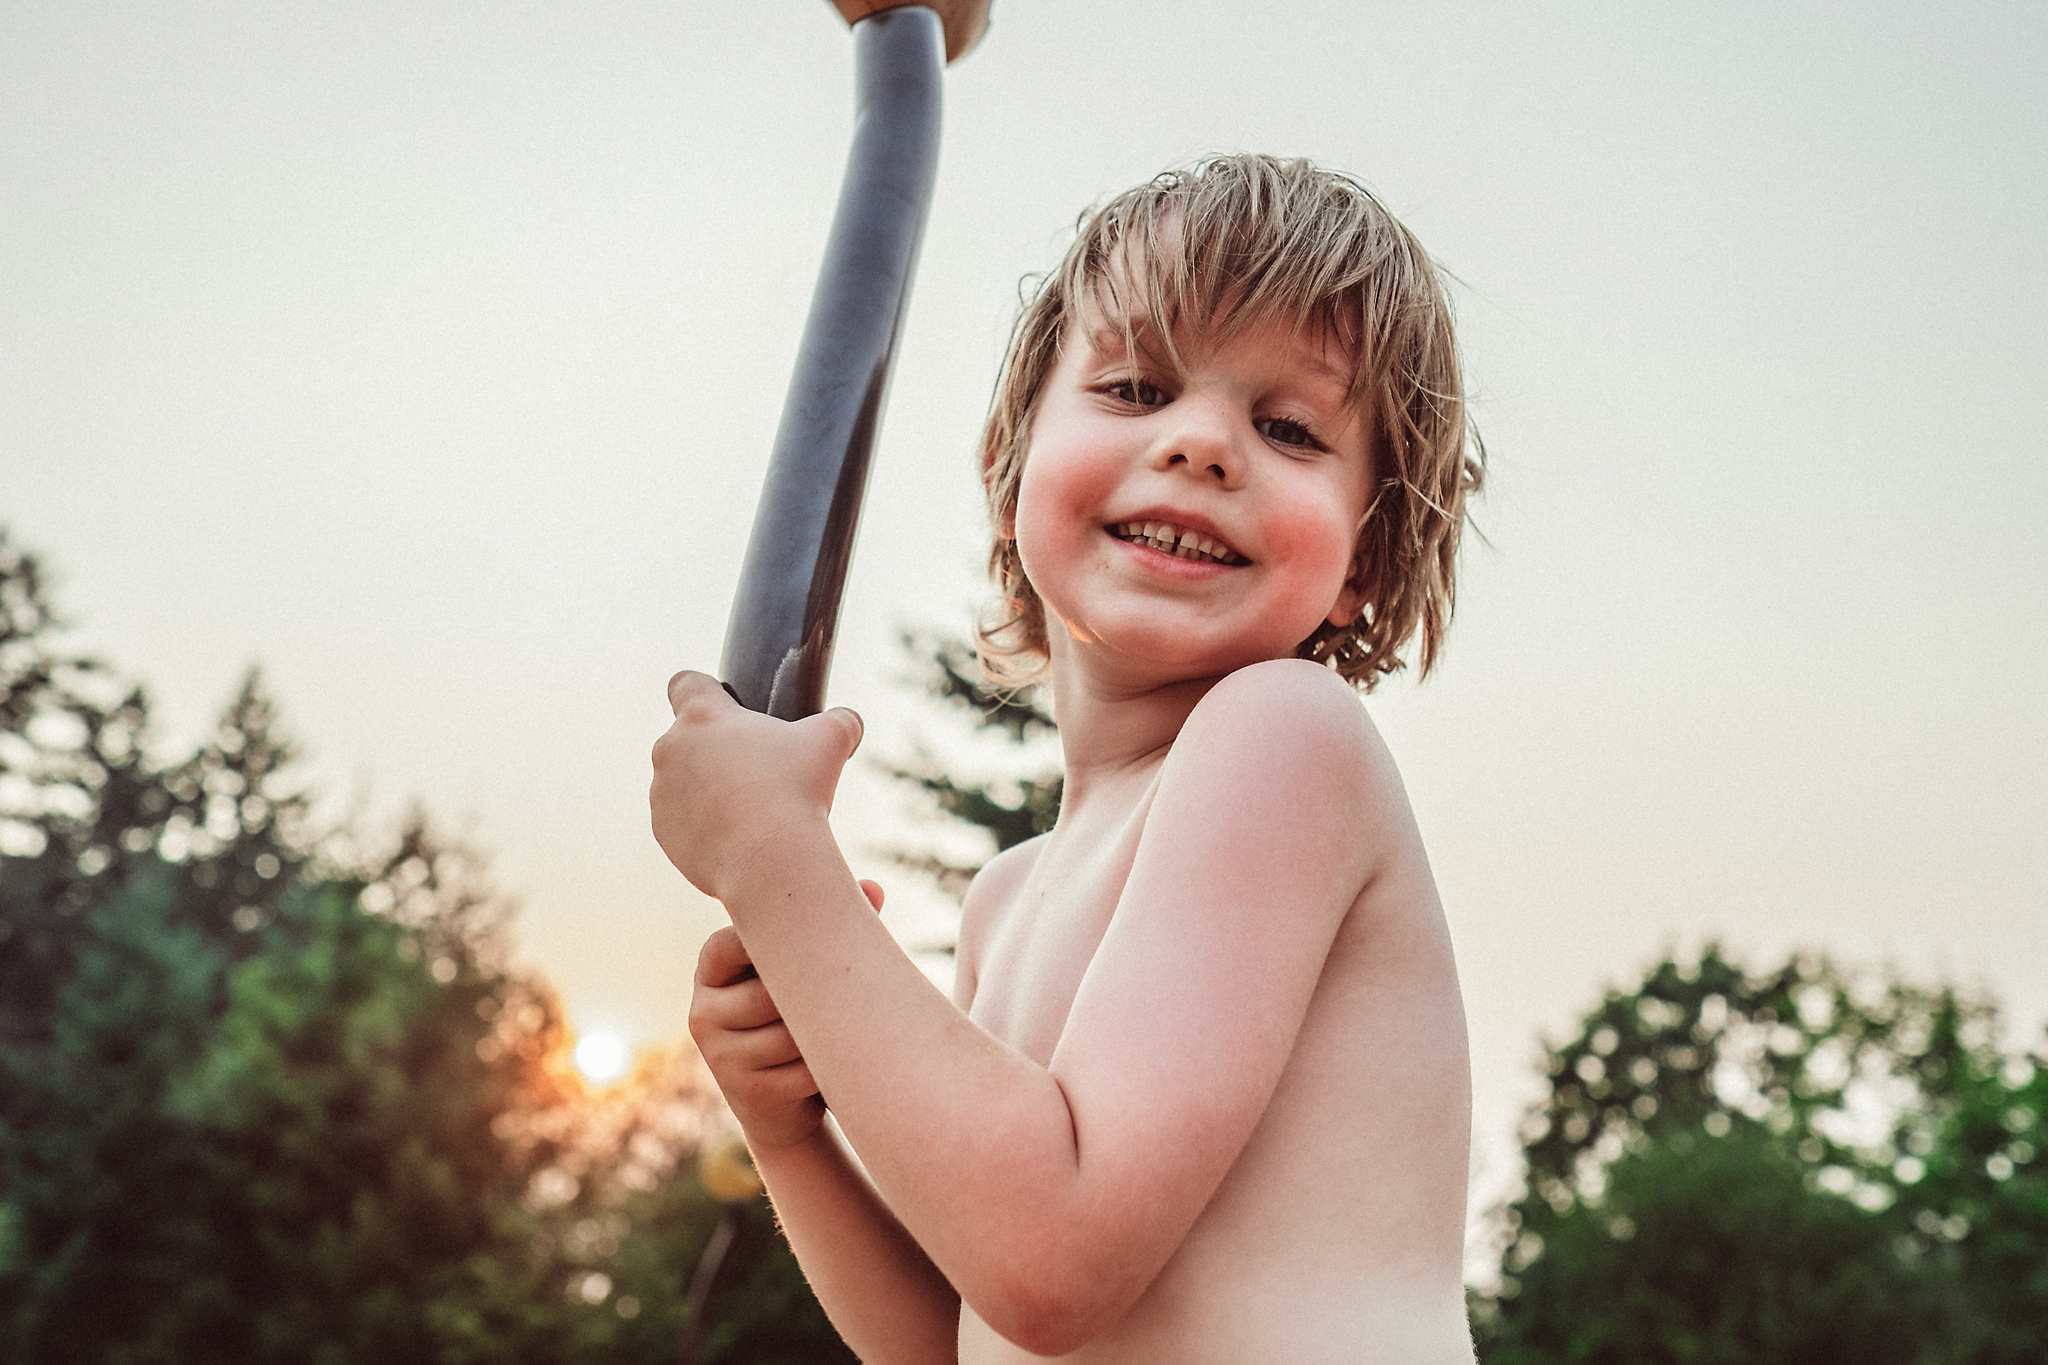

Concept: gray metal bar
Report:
left=718, top=7, right=944, bottom=719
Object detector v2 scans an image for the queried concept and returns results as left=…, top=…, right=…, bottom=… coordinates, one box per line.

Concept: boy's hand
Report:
left=651, top=671, right=865, bottom=900
left=690, top=878, right=887, bottom=1151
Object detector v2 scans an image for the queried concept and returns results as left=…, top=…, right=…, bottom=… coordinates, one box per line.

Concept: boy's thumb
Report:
left=817, top=706, right=863, bottom=759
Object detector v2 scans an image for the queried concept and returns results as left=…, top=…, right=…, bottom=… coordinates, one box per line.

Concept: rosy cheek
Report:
left=1010, top=469, right=1073, bottom=596
left=1266, top=498, right=1356, bottom=578
left=1015, top=438, right=1112, bottom=546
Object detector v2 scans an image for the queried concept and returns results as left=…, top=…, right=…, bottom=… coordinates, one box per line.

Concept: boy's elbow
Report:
left=974, top=1255, right=1131, bottom=1357
left=978, top=1287, right=1106, bottom=1358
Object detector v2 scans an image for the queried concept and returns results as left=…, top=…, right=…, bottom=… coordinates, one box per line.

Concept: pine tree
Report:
left=0, top=533, right=313, bottom=1047
left=0, top=528, right=862, bottom=1363
left=0, top=529, right=133, bottom=1048
left=879, top=632, right=1062, bottom=904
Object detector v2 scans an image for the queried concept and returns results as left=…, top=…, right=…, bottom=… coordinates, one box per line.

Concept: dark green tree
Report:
left=0, top=529, right=852, bottom=1364
left=1476, top=948, right=2048, bottom=1364
left=0, top=528, right=307, bottom=1049
left=0, top=526, right=141, bottom=1046
left=0, top=865, right=222, bottom=1358
left=880, top=631, right=1062, bottom=903
left=0, top=862, right=572, bottom=1363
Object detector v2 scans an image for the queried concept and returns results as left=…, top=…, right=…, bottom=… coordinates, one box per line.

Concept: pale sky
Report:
left=5, top=0, right=2044, bottom=1213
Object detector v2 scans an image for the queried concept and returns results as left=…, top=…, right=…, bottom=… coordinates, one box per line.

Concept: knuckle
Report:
left=773, top=1061, right=818, bottom=1097
left=696, top=927, right=742, bottom=976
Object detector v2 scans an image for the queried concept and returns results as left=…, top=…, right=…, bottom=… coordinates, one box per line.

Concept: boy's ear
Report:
left=1324, top=584, right=1368, bottom=630
left=1325, top=498, right=1380, bottom=628
left=1325, top=560, right=1370, bottom=629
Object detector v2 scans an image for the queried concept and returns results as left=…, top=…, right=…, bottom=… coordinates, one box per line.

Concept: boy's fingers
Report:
left=666, top=669, right=734, bottom=719
left=694, top=925, right=755, bottom=988
left=757, top=1056, right=820, bottom=1101
left=724, top=1020, right=804, bottom=1072
left=797, top=706, right=864, bottom=763
left=857, top=877, right=885, bottom=912
left=698, top=978, right=783, bottom=1032
left=693, top=993, right=787, bottom=1055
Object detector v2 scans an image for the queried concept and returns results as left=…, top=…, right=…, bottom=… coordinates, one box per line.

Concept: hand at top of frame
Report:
left=828, top=0, right=991, bottom=63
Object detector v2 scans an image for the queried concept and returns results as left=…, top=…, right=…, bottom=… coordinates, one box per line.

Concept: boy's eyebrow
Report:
left=1287, top=343, right=1354, bottom=391
left=1086, top=318, right=1356, bottom=396
left=1085, top=318, right=1153, bottom=351
left=1084, top=320, right=1171, bottom=370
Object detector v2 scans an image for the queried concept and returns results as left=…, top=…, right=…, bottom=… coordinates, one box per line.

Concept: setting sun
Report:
left=573, top=1030, right=629, bottom=1084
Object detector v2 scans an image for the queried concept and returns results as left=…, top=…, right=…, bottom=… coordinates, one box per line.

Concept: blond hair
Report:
left=979, top=154, right=1482, bottom=690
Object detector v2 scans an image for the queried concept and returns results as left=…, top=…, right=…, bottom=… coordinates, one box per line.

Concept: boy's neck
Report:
left=1044, top=631, right=1229, bottom=812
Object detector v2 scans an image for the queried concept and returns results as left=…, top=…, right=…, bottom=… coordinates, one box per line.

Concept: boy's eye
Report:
left=1107, top=379, right=1169, bottom=408
left=1256, top=416, right=1321, bottom=449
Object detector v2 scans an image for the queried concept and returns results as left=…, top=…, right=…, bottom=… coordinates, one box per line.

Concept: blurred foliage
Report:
left=0, top=528, right=852, bottom=1364
left=878, top=631, right=1061, bottom=904
left=1474, top=947, right=2048, bottom=1364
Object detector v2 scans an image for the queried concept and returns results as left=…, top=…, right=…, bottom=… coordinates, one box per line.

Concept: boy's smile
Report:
left=1011, top=304, right=1377, bottom=683
left=1108, top=517, right=1248, bottom=566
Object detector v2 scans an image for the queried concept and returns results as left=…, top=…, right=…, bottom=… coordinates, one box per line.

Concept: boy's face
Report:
left=1010, top=299, right=1375, bottom=684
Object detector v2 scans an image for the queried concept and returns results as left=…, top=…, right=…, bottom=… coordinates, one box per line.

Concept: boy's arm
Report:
left=655, top=660, right=1405, bottom=1356
left=749, top=1125, right=961, bottom=1364
left=689, top=907, right=960, bottom=1365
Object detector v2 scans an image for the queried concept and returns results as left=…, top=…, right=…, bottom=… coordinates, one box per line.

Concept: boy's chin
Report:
left=1059, top=626, right=1295, bottom=682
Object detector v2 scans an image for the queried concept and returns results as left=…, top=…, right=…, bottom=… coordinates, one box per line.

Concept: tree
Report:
left=0, top=529, right=852, bottom=1363
left=0, top=525, right=141, bottom=1046
left=1475, top=948, right=2048, bottom=1364
left=0, top=525, right=308, bottom=1050
left=0, top=863, right=569, bottom=1363
left=879, top=631, right=1062, bottom=904
left=0, top=864, right=222, bottom=1359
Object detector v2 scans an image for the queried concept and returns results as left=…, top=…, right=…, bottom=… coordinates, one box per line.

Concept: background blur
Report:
left=4, top=0, right=2043, bottom=1222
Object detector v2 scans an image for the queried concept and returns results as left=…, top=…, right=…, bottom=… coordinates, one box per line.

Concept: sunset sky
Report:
left=5, top=0, right=2043, bottom=1211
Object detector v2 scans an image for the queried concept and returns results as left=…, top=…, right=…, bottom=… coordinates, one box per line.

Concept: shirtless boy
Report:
left=652, top=154, right=1484, bottom=1363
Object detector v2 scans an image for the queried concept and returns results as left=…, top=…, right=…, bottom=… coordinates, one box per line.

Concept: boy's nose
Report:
left=1149, top=400, right=1246, bottom=488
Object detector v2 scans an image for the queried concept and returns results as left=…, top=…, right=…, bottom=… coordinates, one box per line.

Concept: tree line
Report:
left=0, top=529, right=851, bottom=1364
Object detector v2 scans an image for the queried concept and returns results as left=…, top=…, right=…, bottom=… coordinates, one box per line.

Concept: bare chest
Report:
left=965, top=796, right=1153, bottom=1066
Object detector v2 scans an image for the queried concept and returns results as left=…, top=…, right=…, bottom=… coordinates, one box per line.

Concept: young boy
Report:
left=653, top=154, right=1483, bottom=1363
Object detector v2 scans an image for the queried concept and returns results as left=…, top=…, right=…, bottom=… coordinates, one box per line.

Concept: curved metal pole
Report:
left=718, top=8, right=944, bottom=719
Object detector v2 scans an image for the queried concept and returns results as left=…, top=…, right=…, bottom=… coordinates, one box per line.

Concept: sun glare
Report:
left=573, top=1030, right=629, bottom=1084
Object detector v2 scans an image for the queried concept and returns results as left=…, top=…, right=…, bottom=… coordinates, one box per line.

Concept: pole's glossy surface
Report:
left=719, top=7, right=943, bottom=719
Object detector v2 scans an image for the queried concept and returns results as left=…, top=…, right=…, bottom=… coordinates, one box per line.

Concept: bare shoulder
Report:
left=953, top=833, right=1047, bottom=1011
left=1175, top=658, right=1403, bottom=803
left=1170, top=660, right=1422, bottom=894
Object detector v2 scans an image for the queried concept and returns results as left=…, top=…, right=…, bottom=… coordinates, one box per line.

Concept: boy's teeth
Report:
left=1113, top=521, right=1242, bottom=565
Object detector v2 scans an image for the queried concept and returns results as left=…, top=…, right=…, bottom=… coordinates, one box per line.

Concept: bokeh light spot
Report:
left=574, top=1030, right=628, bottom=1083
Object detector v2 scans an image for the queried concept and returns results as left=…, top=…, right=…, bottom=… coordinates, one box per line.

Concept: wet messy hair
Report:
left=978, top=153, right=1483, bottom=690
